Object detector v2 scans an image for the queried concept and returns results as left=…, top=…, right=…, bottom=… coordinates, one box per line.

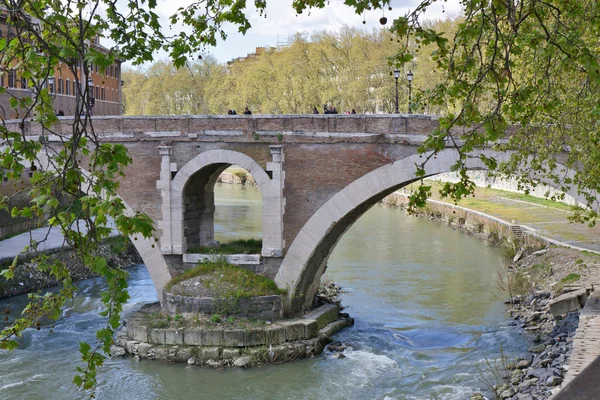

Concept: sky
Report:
left=125, top=0, right=462, bottom=67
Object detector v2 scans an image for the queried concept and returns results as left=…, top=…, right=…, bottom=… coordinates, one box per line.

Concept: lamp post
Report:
left=87, top=77, right=95, bottom=113
left=393, top=69, right=400, bottom=114
left=407, top=70, right=413, bottom=114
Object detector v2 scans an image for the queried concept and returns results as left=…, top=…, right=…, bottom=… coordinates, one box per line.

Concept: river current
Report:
left=0, top=183, right=528, bottom=399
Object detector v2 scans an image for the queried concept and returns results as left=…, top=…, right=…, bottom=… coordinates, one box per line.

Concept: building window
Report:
left=21, top=77, right=27, bottom=89
left=8, top=70, right=15, bottom=88
left=66, top=79, right=70, bottom=95
left=96, top=86, right=99, bottom=99
left=58, top=78, right=63, bottom=94
left=101, top=87, right=105, bottom=100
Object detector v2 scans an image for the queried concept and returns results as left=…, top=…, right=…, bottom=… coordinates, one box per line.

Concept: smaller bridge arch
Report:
left=159, top=148, right=285, bottom=264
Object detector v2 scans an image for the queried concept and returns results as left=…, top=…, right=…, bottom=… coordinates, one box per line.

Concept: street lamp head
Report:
left=47, top=76, right=55, bottom=86
left=393, top=69, right=400, bottom=79
left=407, top=70, right=414, bottom=82
left=87, top=78, right=94, bottom=87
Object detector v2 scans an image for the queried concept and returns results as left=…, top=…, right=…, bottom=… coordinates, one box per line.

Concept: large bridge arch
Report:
left=275, top=149, right=586, bottom=312
left=31, top=151, right=173, bottom=302
left=161, top=148, right=284, bottom=260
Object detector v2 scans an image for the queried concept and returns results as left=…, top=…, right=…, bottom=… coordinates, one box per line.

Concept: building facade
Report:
left=0, top=12, right=122, bottom=119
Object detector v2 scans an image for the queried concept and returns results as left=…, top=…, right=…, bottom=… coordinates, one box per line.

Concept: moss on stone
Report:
left=165, top=259, right=286, bottom=298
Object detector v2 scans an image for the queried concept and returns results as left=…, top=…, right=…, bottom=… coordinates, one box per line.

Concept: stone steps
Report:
left=510, top=224, right=523, bottom=239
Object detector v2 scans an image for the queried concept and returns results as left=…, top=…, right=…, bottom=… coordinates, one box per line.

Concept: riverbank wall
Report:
left=217, top=171, right=258, bottom=187
left=0, top=236, right=142, bottom=299
left=428, top=171, right=582, bottom=207
left=382, top=192, right=553, bottom=250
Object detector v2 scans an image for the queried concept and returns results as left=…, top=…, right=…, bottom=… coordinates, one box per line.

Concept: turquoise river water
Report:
left=0, top=183, right=529, bottom=399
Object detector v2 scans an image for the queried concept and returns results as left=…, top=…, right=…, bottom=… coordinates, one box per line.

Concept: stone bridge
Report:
left=7, top=114, right=585, bottom=312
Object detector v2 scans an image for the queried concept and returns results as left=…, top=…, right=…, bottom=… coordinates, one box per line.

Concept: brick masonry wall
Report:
left=0, top=91, right=120, bottom=119
left=16, top=115, right=443, bottom=253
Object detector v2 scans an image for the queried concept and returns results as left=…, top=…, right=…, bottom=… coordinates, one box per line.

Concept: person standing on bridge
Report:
left=313, top=106, right=319, bottom=114
left=243, top=107, right=252, bottom=115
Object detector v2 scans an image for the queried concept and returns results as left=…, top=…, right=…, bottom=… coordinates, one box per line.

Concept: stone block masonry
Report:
left=114, top=301, right=352, bottom=368
left=162, top=291, right=285, bottom=321
left=182, top=253, right=261, bottom=265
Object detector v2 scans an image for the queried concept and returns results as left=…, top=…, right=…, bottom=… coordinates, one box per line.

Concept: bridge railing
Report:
left=5, top=114, right=520, bottom=143
left=5, top=114, right=439, bottom=138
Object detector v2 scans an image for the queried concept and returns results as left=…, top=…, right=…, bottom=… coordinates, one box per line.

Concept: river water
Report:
left=0, top=183, right=528, bottom=399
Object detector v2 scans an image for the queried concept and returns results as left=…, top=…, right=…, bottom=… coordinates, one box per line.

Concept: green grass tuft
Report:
left=560, top=273, right=581, bottom=284
left=165, top=259, right=286, bottom=298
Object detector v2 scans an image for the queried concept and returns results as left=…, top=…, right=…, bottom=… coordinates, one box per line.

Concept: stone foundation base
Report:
left=113, top=302, right=353, bottom=368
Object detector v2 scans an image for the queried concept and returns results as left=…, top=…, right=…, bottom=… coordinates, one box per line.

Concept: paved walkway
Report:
left=562, top=291, right=600, bottom=387
left=0, top=220, right=117, bottom=261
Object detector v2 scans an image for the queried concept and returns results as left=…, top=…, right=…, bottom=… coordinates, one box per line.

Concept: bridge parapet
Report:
left=6, top=114, right=445, bottom=144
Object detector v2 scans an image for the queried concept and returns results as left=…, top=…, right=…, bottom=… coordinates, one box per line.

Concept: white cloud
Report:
left=123, top=0, right=462, bottom=66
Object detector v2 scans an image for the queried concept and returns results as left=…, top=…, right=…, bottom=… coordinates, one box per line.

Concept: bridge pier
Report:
left=262, top=145, right=285, bottom=258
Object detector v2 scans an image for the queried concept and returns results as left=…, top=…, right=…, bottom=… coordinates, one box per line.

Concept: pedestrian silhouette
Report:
left=243, top=107, right=252, bottom=115
left=313, top=106, right=319, bottom=114
left=351, top=109, right=356, bottom=114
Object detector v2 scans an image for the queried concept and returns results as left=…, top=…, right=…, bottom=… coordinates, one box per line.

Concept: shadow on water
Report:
left=0, top=185, right=528, bottom=400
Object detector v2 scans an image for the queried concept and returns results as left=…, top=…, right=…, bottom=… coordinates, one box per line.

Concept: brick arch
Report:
left=168, top=150, right=272, bottom=254
left=275, top=149, right=586, bottom=312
